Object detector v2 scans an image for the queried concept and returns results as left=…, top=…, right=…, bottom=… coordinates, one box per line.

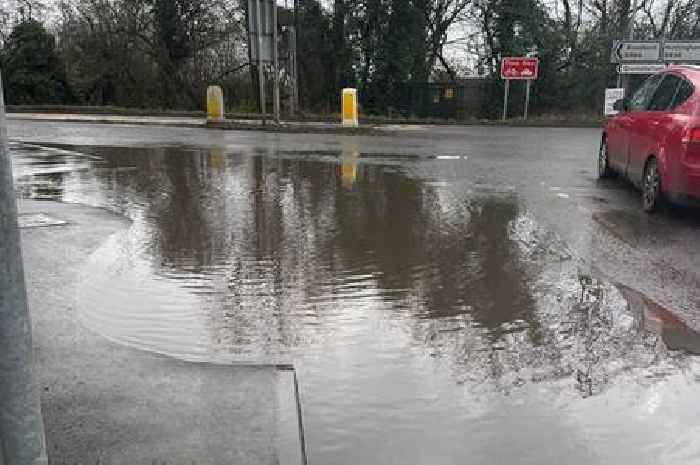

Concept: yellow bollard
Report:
left=342, top=88, right=359, bottom=128
left=207, top=86, right=224, bottom=122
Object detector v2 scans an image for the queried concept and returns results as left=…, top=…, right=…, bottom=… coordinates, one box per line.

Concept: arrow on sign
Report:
left=615, top=42, right=624, bottom=61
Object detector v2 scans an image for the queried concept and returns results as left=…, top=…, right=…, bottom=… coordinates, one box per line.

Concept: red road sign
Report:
left=501, top=57, right=539, bottom=80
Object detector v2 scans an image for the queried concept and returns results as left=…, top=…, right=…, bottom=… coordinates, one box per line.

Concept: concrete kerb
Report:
left=7, top=112, right=605, bottom=135
left=7, top=113, right=388, bottom=136
left=205, top=119, right=386, bottom=136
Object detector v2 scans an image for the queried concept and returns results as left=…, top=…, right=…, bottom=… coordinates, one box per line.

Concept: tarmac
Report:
left=10, top=117, right=700, bottom=465
left=17, top=199, right=305, bottom=465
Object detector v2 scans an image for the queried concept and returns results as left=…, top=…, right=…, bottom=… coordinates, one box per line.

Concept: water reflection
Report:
left=340, top=143, right=359, bottom=189
left=11, top=142, right=92, bottom=200
left=13, top=143, right=700, bottom=382
left=11, top=142, right=700, bottom=464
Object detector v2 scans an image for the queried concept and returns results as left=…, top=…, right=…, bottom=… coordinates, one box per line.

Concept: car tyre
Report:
left=598, top=139, right=614, bottom=178
left=642, top=158, right=661, bottom=213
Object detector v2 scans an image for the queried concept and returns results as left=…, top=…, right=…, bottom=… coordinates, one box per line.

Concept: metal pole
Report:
left=273, top=0, right=280, bottom=124
left=288, top=28, right=295, bottom=116
left=293, top=0, right=299, bottom=115
left=502, top=80, right=509, bottom=121
left=256, top=0, right=266, bottom=126
left=524, top=80, right=531, bottom=120
left=660, top=5, right=668, bottom=67
left=0, top=73, right=49, bottom=465
left=621, top=0, right=639, bottom=92
left=628, top=0, right=639, bottom=41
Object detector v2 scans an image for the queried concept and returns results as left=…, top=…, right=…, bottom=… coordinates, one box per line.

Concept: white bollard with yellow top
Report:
left=341, top=88, right=359, bottom=128
left=207, top=86, right=225, bottom=122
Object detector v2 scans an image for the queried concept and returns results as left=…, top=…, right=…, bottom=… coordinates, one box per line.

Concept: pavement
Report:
left=8, top=112, right=590, bottom=136
left=8, top=113, right=207, bottom=128
left=7, top=112, right=385, bottom=135
left=17, top=200, right=305, bottom=465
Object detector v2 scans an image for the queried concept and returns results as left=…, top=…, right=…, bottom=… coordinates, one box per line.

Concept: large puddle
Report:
left=12, top=143, right=700, bottom=464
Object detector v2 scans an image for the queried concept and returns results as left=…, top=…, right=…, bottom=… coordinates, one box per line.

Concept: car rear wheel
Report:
left=598, top=139, right=613, bottom=178
left=642, top=158, right=661, bottom=213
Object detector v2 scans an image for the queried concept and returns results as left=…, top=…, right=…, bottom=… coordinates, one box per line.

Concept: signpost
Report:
left=272, top=1, right=279, bottom=123
left=618, top=63, right=667, bottom=74
left=610, top=40, right=700, bottom=69
left=609, top=39, right=700, bottom=112
left=248, top=0, right=280, bottom=124
left=610, top=41, right=662, bottom=63
left=663, top=41, right=700, bottom=62
left=501, top=57, right=539, bottom=79
left=604, top=88, right=625, bottom=117
left=500, top=57, right=539, bottom=121
left=248, top=0, right=274, bottom=63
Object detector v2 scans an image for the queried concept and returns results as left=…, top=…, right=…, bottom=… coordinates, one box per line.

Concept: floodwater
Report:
left=12, top=142, right=700, bottom=464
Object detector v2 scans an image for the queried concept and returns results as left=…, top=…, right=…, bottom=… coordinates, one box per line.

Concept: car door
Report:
left=608, top=74, right=663, bottom=171
left=606, top=110, right=630, bottom=165
left=665, top=78, right=695, bottom=191
left=626, top=73, right=682, bottom=183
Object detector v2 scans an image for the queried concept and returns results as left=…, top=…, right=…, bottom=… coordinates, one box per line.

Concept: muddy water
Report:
left=13, top=143, right=700, bottom=464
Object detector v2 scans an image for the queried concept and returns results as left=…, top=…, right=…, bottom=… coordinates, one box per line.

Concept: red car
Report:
left=600, top=66, right=700, bottom=211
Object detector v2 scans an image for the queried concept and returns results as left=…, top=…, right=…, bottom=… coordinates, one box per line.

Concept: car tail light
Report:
left=684, top=127, right=700, bottom=143
left=683, top=127, right=700, bottom=166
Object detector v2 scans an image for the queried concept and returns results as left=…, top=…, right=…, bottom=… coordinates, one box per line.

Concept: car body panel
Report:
left=606, top=112, right=632, bottom=170
left=603, top=66, right=700, bottom=200
left=626, top=109, right=659, bottom=183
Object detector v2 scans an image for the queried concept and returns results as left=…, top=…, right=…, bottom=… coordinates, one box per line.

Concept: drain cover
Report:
left=18, top=213, right=68, bottom=228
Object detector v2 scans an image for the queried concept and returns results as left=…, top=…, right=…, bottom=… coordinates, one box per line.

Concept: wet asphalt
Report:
left=10, top=121, right=700, bottom=322
left=8, top=120, right=700, bottom=465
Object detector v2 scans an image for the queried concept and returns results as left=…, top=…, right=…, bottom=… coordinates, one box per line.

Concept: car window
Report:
left=648, top=75, right=681, bottom=111
left=670, top=79, right=694, bottom=110
left=628, top=74, right=663, bottom=111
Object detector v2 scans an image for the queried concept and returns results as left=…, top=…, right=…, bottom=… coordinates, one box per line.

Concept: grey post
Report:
left=292, top=0, right=299, bottom=115
left=621, top=0, right=639, bottom=92
left=502, top=80, right=510, bottom=121
left=0, top=73, right=49, bottom=465
left=628, top=0, right=639, bottom=42
left=256, top=0, right=267, bottom=125
left=524, top=80, right=531, bottom=120
left=273, top=0, right=280, bottom=123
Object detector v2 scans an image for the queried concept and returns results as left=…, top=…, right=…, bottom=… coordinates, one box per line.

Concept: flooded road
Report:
left=10, top=124, right=700, bottom=464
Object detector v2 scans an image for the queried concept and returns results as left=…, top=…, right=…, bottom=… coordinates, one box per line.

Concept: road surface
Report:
left=9, top=120, right=700, bottom=465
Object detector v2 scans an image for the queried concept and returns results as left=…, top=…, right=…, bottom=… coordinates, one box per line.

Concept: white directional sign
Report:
left=618, top=63, right=668, bottom=75
left=611, top=41, right=662, bottom=63
left=605, top=88, right=625, bottom=117
left=663, top=41, right=700, bottom=62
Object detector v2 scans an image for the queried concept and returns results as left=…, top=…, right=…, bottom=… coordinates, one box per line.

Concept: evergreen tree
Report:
left=2, top=18, right=73, bottom=104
